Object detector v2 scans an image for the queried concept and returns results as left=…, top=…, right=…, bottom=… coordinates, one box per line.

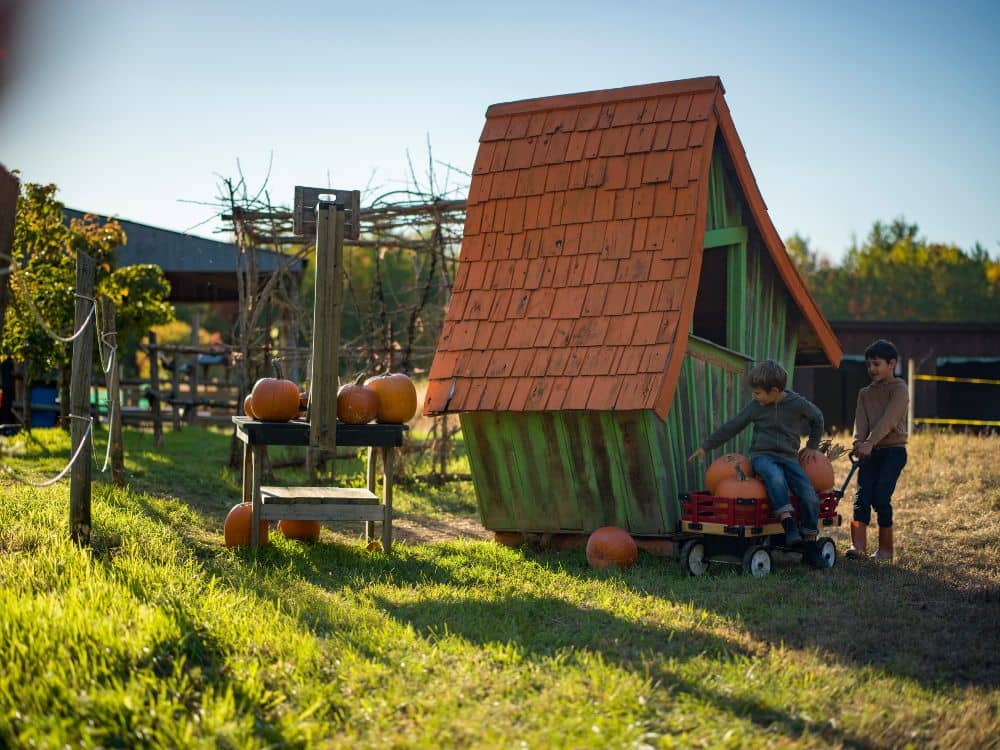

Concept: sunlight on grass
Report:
left=0, top=427, right=997, bottom=747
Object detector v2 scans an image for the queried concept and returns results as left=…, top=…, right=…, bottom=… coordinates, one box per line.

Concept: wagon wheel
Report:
left=742, top=545, right=772, bottom=577
left=816, top=536, right=838, bottom=568
left=679, top=539, right=709, bottom=577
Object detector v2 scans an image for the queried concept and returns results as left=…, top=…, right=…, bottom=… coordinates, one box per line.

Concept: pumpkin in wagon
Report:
left=714, top=466, right=768, bottom=501
left=798, top=448, right=835, bottom=491
left=705, top=453, right=753, bottom=495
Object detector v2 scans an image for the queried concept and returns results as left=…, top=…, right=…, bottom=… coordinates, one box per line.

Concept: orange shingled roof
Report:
left=424, top=76, right=841, bottom=418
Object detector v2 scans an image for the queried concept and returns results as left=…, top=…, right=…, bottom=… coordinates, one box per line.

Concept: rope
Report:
left=19, top=290, right=96, bottom=344
left=0, top=415, right=94, bottom=487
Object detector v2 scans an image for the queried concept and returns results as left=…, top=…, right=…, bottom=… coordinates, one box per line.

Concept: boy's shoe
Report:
left=781, top=516, right=802, bottom=545
left=802, top=540, right=828, bottom=569
left=845, top=521, right=868, bottom=559
left=870, top=526, right=894, bottom=562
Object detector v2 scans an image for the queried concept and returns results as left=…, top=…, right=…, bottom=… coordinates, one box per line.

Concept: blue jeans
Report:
left=854, top=446, right=907, bottom=527
left=751, top=454, right=820, bottom=535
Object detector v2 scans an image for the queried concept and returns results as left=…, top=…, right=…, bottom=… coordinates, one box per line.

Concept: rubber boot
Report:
left=802, top=537, right=827, bottom=569
left=871, top=526, right=893, bottom=562
left=845, top=521, right=868, bottom=559
left=781, top=515, right=802, bottom=545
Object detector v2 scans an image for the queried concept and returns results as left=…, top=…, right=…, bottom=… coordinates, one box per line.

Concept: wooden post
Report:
left=381, top=446, right=393, bottom=553
left=171, top=351, right=181, bottom=432
left=365, top=446, right=377, bottom=541
left=100, top=296, right=125, bottom=486
left=69, top=252, right=96, bottom=546
left=187, top=310, right=200, bottom=425
left=148, top=330, right=163, bottom=447
left=907, top=357, right=915, bottom=436
left=308, top=203, right=342, bottom=454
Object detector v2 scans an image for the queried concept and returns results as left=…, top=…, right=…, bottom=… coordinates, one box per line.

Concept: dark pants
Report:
left=854, top=446, right=907, bottom=527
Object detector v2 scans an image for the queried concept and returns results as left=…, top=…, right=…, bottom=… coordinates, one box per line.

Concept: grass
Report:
left=0, top=426, right=997, bottom=748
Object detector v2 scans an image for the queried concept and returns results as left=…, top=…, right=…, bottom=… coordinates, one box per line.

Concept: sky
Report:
left=1, top=0, right=998, bottom=264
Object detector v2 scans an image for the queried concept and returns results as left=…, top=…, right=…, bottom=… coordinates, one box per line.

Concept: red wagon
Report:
left=675, top=459, right=858, bottom=577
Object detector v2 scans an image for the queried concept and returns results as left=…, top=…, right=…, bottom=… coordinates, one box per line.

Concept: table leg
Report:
left=250, top=445, right=263, bottom=548
left=381, top=446, right=393, bottom=553
left=365, top=446, right=377, bottom=542
left=242, top=442, right=252, bottom=504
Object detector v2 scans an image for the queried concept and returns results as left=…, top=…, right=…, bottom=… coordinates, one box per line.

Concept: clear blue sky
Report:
left=2, top=0, right=997, bottom=263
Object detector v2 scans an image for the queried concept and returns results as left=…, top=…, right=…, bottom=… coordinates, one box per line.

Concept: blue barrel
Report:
left=30, top=385, right=59, bottom=427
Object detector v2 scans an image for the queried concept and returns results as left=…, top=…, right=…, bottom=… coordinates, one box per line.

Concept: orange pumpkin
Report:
left=337, top=383, right=379, bottom=424
left=250, top=377, right=301, bottom=422
left=364, top=372, right=418, bottom=424
left=585, top=526, right=638, bottom=569
left=714, top=466, right=768, bottom=500
left=705, top=453, right=753, bottom=494
left=224, top=502, right=269, bottom=548
left=799, top=448, right=835, bottom=491
left=276, top=519, right=322, bottom=542
left=243, top=393, right=258, bottom=420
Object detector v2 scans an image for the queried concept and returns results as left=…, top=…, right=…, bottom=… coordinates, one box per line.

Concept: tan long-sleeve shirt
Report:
left=853, top=377, right=909, bottom=448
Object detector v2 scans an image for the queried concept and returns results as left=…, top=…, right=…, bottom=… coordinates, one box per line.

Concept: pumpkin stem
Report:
left=272, top=359, right=284, bottom=381
left=734, top=465, right=747, bottom=481
left=353, top=371, right=367, bottom=386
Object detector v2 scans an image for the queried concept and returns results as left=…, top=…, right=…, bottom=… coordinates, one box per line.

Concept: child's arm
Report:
left=802, top=399, right=824, bottom=450
left=698, top=404, right=754, bottom=456
left=852, top=390, right=868, bottom=450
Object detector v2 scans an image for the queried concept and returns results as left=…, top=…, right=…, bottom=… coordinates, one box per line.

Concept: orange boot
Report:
left=845, top=521, right=867, bottom=559
left=871, top=526, right=893, bottom=562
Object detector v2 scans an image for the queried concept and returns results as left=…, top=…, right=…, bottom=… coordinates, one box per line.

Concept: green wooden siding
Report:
left=460, top=140, right=802, bottom=536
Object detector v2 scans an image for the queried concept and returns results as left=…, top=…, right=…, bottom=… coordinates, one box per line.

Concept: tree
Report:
left=1, top=181, right=175, bottom=423
left=788, top=218, right=1000, bottom=322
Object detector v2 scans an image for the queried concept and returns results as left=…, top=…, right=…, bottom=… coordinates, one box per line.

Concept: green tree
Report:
left=788, top=218, right=999, bottom=322
left=1, top=181, right=175, bottom=421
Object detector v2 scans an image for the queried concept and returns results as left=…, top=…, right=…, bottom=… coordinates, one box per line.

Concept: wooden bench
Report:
left=233, top=417, right=407, bottom=551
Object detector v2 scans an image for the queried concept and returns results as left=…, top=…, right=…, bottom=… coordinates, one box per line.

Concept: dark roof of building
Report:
left=64, top=208, right=304, bottom=303
left=424, top=76, right=840, bottom=418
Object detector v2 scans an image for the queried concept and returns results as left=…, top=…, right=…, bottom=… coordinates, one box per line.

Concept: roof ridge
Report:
left=485, top=76, right=723, bottom=118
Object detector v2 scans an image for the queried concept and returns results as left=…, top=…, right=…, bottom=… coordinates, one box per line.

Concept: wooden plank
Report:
left=703, top=226, right=747, bottom=248
left=464, top=413, right=516, bottom=529
left=233, top=417, right=406, bottom=447
left=381, top=446, right=393, bottom=552
left=616, top=411, right=666, bottom=534
left=250, top=446, right=263, bottom=547
left=458, top=413, right=493, bottom=529
left=539, top=414, right=582, bottom=531
left=555, top=412, right=604, bottom=531
left=260, top=504, right=386, bottom=522
left=261, top=486, right=378, bottom=504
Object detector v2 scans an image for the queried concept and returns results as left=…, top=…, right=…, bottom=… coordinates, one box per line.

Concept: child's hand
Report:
left=856, top=441, right=873, bottom=457
left=688, top=448, right=705, bottom=463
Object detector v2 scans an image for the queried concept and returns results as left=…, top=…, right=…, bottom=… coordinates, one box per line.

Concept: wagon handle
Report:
left=837, top=454, right=862, bottom=497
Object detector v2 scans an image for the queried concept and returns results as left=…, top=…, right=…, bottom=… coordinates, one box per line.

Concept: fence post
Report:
left=69, top=252, right=95, bottom=546
left=148, top=330, right=163, bottom=447
left=907, top=357, right=915, bottom=436
left=100, top=295, right=125, bottom=486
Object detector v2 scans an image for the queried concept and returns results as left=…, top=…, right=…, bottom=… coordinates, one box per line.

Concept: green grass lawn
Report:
left=0, top=426, right=997, bottom=748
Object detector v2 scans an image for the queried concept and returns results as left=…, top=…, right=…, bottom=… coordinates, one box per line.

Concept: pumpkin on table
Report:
left=337, top=377, right=379, bottom=424
left=224, top=502, right=269, bottom=548
left=586, top=526, right=638, bottom=569
left=243, top=393, right=258, bottom=420
left=250, top=362, right=301, bottom=422
left=364, top=372, right=417, bottom=424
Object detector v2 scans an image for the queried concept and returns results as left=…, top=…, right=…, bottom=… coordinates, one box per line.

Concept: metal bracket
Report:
left=293, top=186, right=361, bottom=239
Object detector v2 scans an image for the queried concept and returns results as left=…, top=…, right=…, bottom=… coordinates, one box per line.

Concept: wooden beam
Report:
left=703, top=226, right=747, bottom=249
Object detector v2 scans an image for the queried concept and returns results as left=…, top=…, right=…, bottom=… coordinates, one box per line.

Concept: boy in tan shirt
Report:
left=848, top=339, right=909, bottom=561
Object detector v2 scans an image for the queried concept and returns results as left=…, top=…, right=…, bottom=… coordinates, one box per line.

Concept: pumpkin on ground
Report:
left=585, top=526, right=638, bottom=569
left=250, top=376, right=301, bottom=422
left=243, top=393, right=257, bottom=420
left=364, top=372, right=418, bottom=424
left=276, top=519, right=322, bottom=542
left=337, top=382, right=379, bottom=424
left=705, top=453, right=753, bottom=494
left=799, top=448, right=835, bottom=491
left=714, top=466, right=769, bottom=501
left=224, top=502, right=269, bottom=548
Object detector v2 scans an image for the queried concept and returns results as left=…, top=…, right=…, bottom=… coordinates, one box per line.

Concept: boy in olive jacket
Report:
left=688, top=360, right=828, bottom=568
left=848, top=339, right=909, bottom=561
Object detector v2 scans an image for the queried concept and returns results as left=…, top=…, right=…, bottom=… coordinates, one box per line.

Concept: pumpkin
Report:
left=276, top=519, right=322, bottom=542
left=799, top=448, right=835, bottom=491
left=224, top=502, right=269, bottom=548
left=243, top=393, right=257, bottom=420
left=705, top=453, right=753, bottom=494
left=337, top=382, right=379, bottom=424
left=585, top=526, right=638, bottom=569
left=249, top=361, right=301, bottom=422
left=364, top=372, right=418, bottom=424
left=714, top=466, right=769, bottom=500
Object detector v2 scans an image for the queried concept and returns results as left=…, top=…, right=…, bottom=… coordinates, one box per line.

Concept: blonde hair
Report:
left=747, top=359, right=787, bottom=391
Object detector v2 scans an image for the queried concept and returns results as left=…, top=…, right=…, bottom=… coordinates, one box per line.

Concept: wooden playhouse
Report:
left=423, top=76, right=842, bottom=540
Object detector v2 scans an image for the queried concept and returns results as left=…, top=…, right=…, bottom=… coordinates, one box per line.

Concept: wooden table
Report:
left=233, top=417, right=407, bottom=551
